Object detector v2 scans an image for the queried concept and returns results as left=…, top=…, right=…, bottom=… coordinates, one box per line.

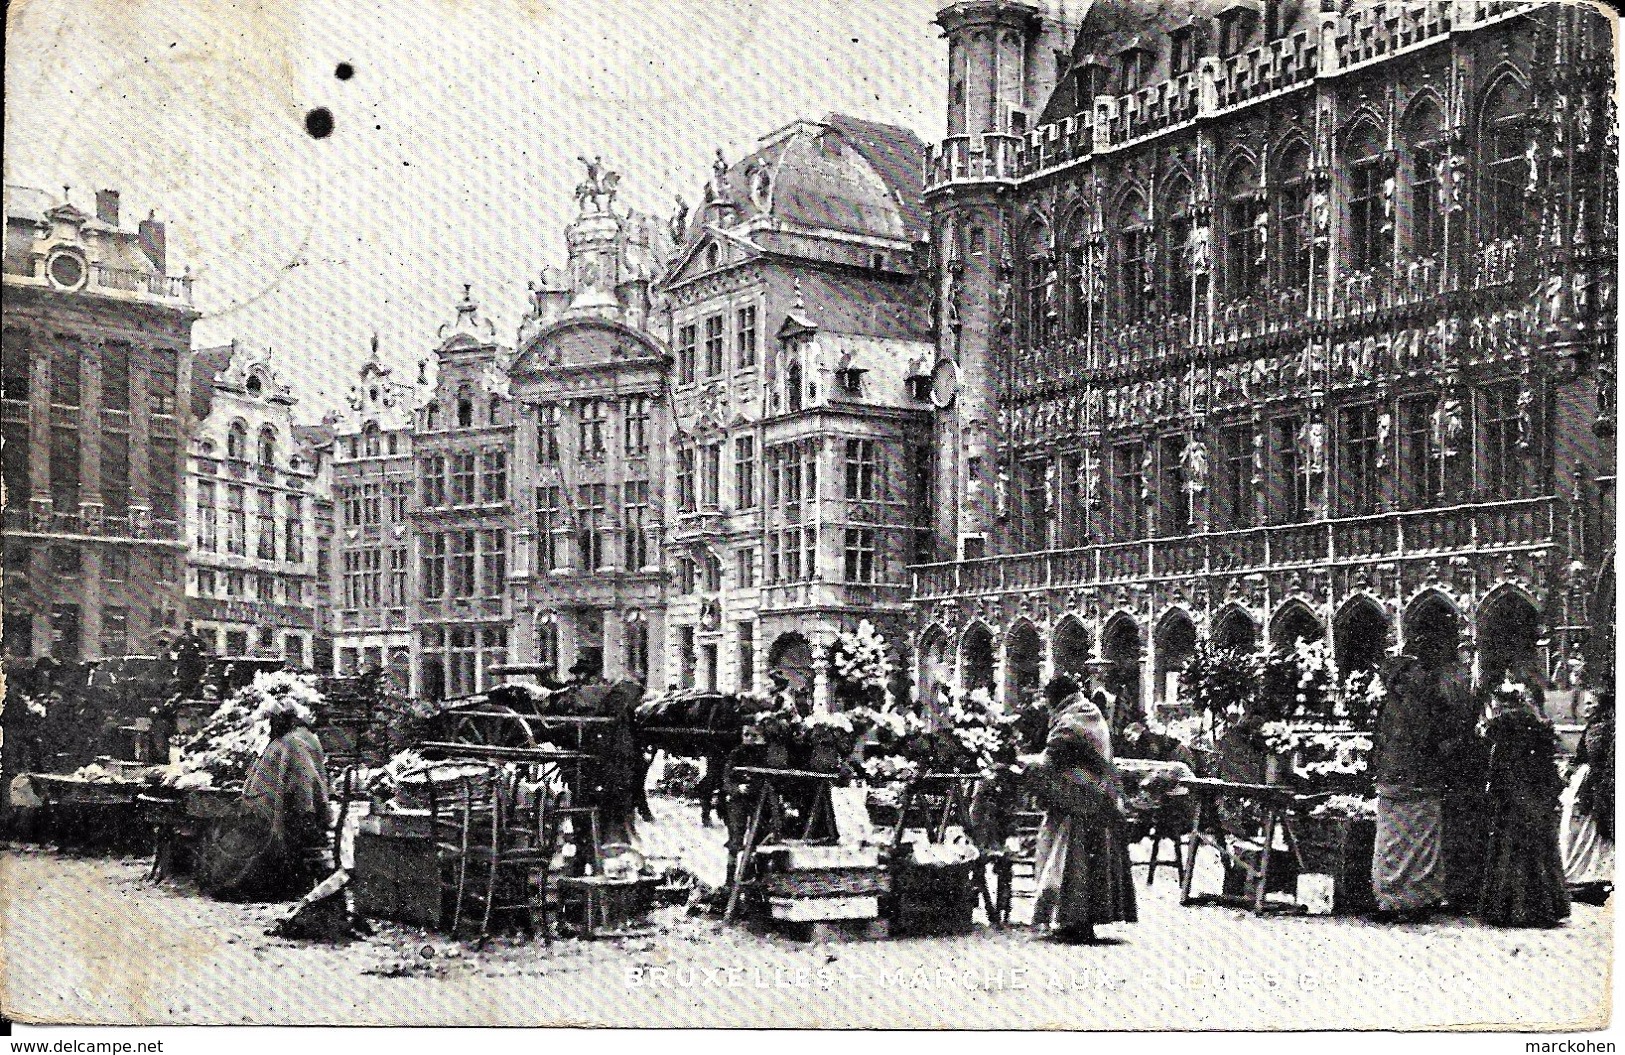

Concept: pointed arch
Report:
left=960, top=620, right=996, bottom=694
left=1004, top=617, right=1044, bottom=706
left=1112, top=185, right=1151, bottom=323
left=1100, top=612, right=1143, bottom=725
left=1058, top=198, right=1094, bottom=337
left=1477, top=67, right=1530, bottom=245
left=1476, top=585, right=1542, bottom=685
left=1403, top=589, right=1462, bottom=673
left=1211, top=604, right=1260, bottom=653
left=917, top=623, right=952, bottom=720
left=1333, top=594, right=1391, bottom=675
left=1018, top=209, right=1056, bottom=345
left=1221, top=153, right=1263, bottom=297
left=1271, top=134, right=1313, bottom=291
left=1338, top=107, right=1388, bottom=151
left=1051, top=614, right=1092, bottom=678
left=1153, top=608, right=1199, bottom=707
left=1159, top=170, right=1196, bottom=316
left=1269, top=599, right=1324, bottom=650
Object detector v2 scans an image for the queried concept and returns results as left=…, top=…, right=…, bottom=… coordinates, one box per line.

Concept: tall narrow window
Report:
left=197, top=480, right=218, bottom=552
left=538, top=405, right=562, bottom=463
left=676, top=447, right=696, bottom=512
left=1159, top=435, right=1188, bottom=536
left=227, top=485, right=246, bottom=555
left=1220, top=423, right=1255, bottom=529
left=623, top=480, right=650, bottom=570
left=1161, top=177, right=1194, bottom=318
left=704, top=315, right=725, bottom=376
left=1480, top=79, right=1528, bottom=246
left=1276, top=141, right=1312, bottom=290
left=579, top=400, right=606, bottom=456
left=1481, top=383, right=1523, bottom=499
left=626, top=621, right=649, bottom=683
left=843, top=528, right=876, bottom=582
left=1116, top=193, right=1149, bottom=324
left=1346, top=123, right=1389, bottom=273
left=422, top=533, right=446, bottom=599
left=480, top=449, right=507, bottom=503
left=736, top=621, right=754, bottom=691
left=101, top=342, right=129, bottom=410
left=148, top=348, right=178, bottom=415
left=258, top=427, right=277, bottom=467
left=50, top=425, right=79, bottom=511
left=256, top=489, right=277, bottom=560
left=1400, top=395, right=1442, bottom=507
left=624, top=396, right=650, bottom=455
left=1271, top=416, right=1307, bottom=523
left=422, top=455, right=446, bottom=507
left=2, top=328, right=31, bottom=402
left=285, top=495, right=304, bottom=563
left=1224, top=159, right=1262, bottom=297
left=1338, top=404, right=1381, bottom=515
left=389, top=547, right=408, bottom=607
left=449, top=530, right=476, bottom=598
left=52, top=343, right=81, bottom=406
left=150, top=436, right=179, bottom=522
left=535, top=620, right=559, bottom=671
left=1111, top=441, right=1144, bottom=541
left=734, top=436, right=756, bottom=509
left=736, top=306, right=758, bottom=368
left=101, top=430, right=128, bottom=516
left=677, top=324, right=697, bottom=385
left=536, top=485, right=565, bottom=571
left=700, top=443, right=721, bottom=508
left=577, top=484, right=606, bottom=570
left=1404, top=99, right=1445, bottom=260
left=480, top=529, right=506, bottom=596
left=450, top=452, right=476, bottom=505
left=844, top=439, right=878, bottom=500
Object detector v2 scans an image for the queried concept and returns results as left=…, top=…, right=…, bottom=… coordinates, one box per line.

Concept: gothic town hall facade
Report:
left=909, top=0, right=1616, bottom=722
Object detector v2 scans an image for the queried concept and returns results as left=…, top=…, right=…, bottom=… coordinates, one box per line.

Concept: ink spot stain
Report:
left=305, top=107, right=334, bottom=139
left=335, top=63, right=354, bottom=81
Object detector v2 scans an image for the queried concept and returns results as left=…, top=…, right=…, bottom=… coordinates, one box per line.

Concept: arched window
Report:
left=257, top=426, right=277, bottom=467
left=226, top=421, right=248, bottom=461
left=1403, top=96, right=1446, bottom=260
left=245, top=375, right=263, bottom=397
left=425, top=402, right=440, bottom=430
left=488, top=396, right=503, bottom=426
left=362, top=423, right=381, bottom=458
left=1344, top=120, right=1390, bottom=273
left=1021, top=218, right=1054, bottom=344
left=1115, top=191, right=1149, bottom=323
left=1160, top=175, right=1194, bottom=317
left=1223, top=158, right=1262, bottom=296
left=1060, top=208, right=1092, bottom=336
left=1274, top=140, right=1312, bottom=290
left=456, top=387, right=473, bottom=428
left=1479, top=78, right=1528, bottom=245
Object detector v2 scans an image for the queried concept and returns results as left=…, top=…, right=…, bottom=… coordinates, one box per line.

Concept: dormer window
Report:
left=785, top=357, right=803, bottom=413
left=836, top=367, right=865, bottom=396
left=425, top=402, right=440, bottom=430
left=1117, top=47, right=1153, bottom=94
left=1218, top=6, right=1259, bottom=58
left=706, top=244, right=720, bottom=269
left=1171, top=28, right=1196, bottom=75
left=245, top=375, right=263, bottom=397
left=456, top=388, right=473, bottom=428
left=1076, top=62, right=1110, bottom=101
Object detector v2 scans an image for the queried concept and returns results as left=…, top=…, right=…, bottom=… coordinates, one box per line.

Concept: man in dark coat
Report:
left=1437, top=642, right=1489, bottom=912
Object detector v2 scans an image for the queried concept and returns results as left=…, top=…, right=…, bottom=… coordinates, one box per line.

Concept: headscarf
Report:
left=1049, top=692, right=1114, bottom=770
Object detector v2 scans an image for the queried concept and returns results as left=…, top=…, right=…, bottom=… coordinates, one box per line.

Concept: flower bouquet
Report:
left=1260, top=638, right=1339, bottom=722
left=163, top=672, right=325, bottom=791
left=1180, top=646, right=1263, bottom=729
left=828, top=619, right=895, bottom=708
left=1258, top=720, right=1373, bottom=793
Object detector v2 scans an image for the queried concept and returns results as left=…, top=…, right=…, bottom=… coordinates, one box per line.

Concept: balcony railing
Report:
left=925, top=133, right=1024, bottom=190
left=1215, top=29, right=1317, bottom=109
left=911, top=497, right=1556, bottom=598
left=1103, top=73, right=1200, bottom=148
left=89, top=264, right=193, bottom=304
left=3, top=506, right=178, bottom=540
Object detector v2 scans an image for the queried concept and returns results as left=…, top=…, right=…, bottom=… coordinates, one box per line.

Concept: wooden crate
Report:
left=1295, top=816, right=1376, bottom=916
left=351, top=831, right=442, bottom=928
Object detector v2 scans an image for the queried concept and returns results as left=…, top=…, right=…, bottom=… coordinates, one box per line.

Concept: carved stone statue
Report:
left=1079, top=448, right=1102, bottom=508
left=1299, top=417, right=1327, bottom=476
left=1376, top=408, right=1392, bottom=467
left=670, top=196, right=689, bottom=243
left=749, top=161, right=772, bottom=209
left=1381, top=174, right=1396, bottom=232
left=1431, top=394, right=1464, bottom=458
left=995, top=465, right=1010, bottom=520
left=574, top=155, right=620, bottom=215
left=1180, top=436, right=1210, bottom=495
left=1525, top=139, right=1541, bottom=197
left=1253, top=209, right=1269, bottom=266
left=1187, top=224, right=1212, bottom=275
left=1311, top=188, right=1332, bottom=245
left=708, top=148, right=729, bottom=202
left=1044, top=461, right=1057, bottom=513
left=1516, top=386, right=1535, bottom=449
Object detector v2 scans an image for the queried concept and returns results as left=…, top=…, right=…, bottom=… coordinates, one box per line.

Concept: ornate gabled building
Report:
left=2, top=186, right=196, bottom=660
left=507, top=163, right=676, bottom=685
left=184, top=343, right=329, bottom=665
left=410, top=289, right=516, bottom=700
left=912, top=1, right=1616, bottom=720
left=657, top=116, right=936, bottom=708
left=330, top=339, right=428, bottom=686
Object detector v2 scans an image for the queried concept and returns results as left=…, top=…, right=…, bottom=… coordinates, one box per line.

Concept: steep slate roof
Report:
left=822, top=113, right=928, bottom=241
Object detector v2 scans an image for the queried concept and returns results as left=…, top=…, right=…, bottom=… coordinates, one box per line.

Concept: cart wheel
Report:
left=452, top=704, right=538, bottom=749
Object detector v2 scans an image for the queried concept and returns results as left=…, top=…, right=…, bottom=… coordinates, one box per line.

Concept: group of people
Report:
left=1018, top=648, right=1613, bottom=945
left=1371, top=646, right=1612, bottom=927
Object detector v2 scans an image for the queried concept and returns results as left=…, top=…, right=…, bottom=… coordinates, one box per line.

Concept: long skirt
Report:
left=1560, top=765, right=1615, bottom=888
left=1032, top=810, right=1136, bottom=932
left=1479, top=796, right=1570, bottom=928
left=1372, top=787, right=1447, bottom=912
left=1442, top=788, right=1489, bottom=910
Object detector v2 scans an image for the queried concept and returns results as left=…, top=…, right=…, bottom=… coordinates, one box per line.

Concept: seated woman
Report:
left=1025, top=676, right=1136, bottom=945
left=1478, top=677, right=1570, bottom=928
left=205, top=700, right=331, bottom=901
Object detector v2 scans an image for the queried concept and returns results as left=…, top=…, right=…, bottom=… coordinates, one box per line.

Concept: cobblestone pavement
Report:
left=2, top=795, right=1611, bottom=1030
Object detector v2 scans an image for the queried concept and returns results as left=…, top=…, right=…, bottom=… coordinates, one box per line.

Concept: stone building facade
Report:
left=658, top=116, right=936, bottom=709
left=184, top=342, right=328, bottom=665
left=911, top=1, right=1616, bottom=718
left=329, top=342, right=426, bottom=687
left=2, top=186, right=196, bottom=660
left=410, top=290, right=517, bottom=700
left=507, top=181, right=675, bottom=685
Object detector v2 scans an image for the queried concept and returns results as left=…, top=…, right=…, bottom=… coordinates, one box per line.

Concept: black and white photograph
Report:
left=0, top=0, right=1617, bottom=1038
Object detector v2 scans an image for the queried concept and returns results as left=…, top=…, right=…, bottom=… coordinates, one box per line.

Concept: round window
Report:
left=48, top=252, right=86, bottom=290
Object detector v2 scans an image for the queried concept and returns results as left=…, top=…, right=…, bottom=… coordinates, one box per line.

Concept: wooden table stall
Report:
left=1177, top=777, right=1306, bottom=915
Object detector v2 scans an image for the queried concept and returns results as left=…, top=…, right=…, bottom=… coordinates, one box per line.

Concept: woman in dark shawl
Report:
left=1477, top=677, right=1570, bottom=927
left=1025, top=676, right=1136, bottom=944
left=205, top=701, right=332, bottom=901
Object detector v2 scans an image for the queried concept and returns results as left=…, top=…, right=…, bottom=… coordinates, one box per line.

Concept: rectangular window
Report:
left=766, top=532, right=781, bottom=584
left=677, top=324, right=697, bottom=385
left=624, top=396, right=650, bottom=455
left=1348, top=163, right=1390, bottom=273
left=2, top=328, right=30, bottom=402
left=783, top=527, right=802, bottom=582
left=1111, top=441, right=1144, bottom=541
left=735, top=621, right=756, bottom=690
left=844, top=439, right=878, bottom=500
left=197, top=481, right=218, bottom=552
left=480, top=529, right=506, bottom=597
left=700, top=442, right=721, bottom=509
left=1338, top=404, right=1381, bottom=516
left=1, top=422, right=27, bottom=510
left=195, top=567, right=214, bottom=595
left=804, top=525, right=818, bottom=580
left=387, top=479, right=411, bottom=522
left=677, top=625, right=696, bottom=688
left=104, top=549, right=128, bottom=581
left=101, top=431, right=129, bottom=517
left=1119, top=228, right=1147, bottom=323
left=703, top=315, right=725, bottom=376
left=1225, top=196, right=1261, bottom=298
left=480, top=449, right=507, bottom=503
left=538, top=405, right=562, bottom=463
left=363, top=547, right=383, bottom=608
left=736, top=547, right=756, bottom=587
left=1481, top=383, right=1523, bottom=499
left=736, top=306, right=758, bottom=368
left=676, top=447, right=696, bottom=512
left=579, top=400, right=606, bottom=457
left=100, top=606, right=128, bottom=656
left=626, top=621, right=649, bottom=683
left=448, top=530, right=476, bottom=598
left=51, top=544, right=81, bottom=576
left=226, top=485, right=246, bottom=555
left=50, top=425, right=79, bottom=511
left=843, top=527, right=876, bottom=582
left=577, top=483, right=607, bottom=571
left=52, top=343, right=81, bottom=407
left=734, top=436, right=756, bottom=508
left=535, top=620, right=559, bottom=671
left=448, top=627, right=477, bottom=697
left=101, top=343, right=130, bottom=411
left=1021, top=458, right=1049, bottom=549
left=450, top=453, right=477, bottom=506
left=389, top=547, right=408, bottom=607
left=1271, top=416, right=1308, bottom=523
left=623, top=479, right=650, bottom=570
left=422, top=532, right=446, bottom=599
left=148, top=348, right=178, bottom=415
left=1399, top=395, right=1442, bottom=508
left=1412, top=145, right=1443, bottom=259
left=1220, top=424, right=1255, bottom=529
left=256, top=489, right=277, bottom=560
left=1159, top=436, right=1188, bottom=537
left=1170, top=28, right=1195, bottom=74
left=343, top=485, right=363, bottom=527
left=1278, top=176, right=1310, bottom=291
left=362, top=482, right=382, bottom=527
left=536, top=485, right=565, bottom=572
left=147, top=436, right=176, bottom=521
left=422, top=455, right=446, bottom=507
